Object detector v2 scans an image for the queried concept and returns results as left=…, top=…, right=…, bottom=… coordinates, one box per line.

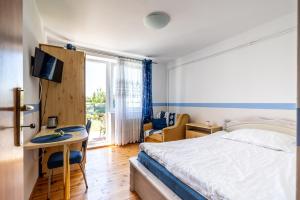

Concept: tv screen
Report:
left=32, top=47, right=64, bottom=83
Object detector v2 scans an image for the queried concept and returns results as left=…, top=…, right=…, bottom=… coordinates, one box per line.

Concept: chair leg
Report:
left=51, top=170, right=54, bottom=184
left=79, top=163, right=88, bottom=190
left=48, top=169, right=52, bottom=200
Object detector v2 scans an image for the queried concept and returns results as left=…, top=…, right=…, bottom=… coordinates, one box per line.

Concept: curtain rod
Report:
left=78, top=45, right=157, bottom=64
left=50, top=40, right=158, bottom=64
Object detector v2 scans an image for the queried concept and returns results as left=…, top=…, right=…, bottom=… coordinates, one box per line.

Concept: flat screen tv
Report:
left=32, top=47, right=64, bottom=83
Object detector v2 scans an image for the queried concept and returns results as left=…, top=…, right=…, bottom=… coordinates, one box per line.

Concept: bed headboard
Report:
left=224, top=117, right=296, bottom=136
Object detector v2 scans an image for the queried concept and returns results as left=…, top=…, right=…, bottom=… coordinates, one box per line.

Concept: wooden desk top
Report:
left=186, top=123, right=222, bottom=130
left=23, top=125, right=88, bottom=150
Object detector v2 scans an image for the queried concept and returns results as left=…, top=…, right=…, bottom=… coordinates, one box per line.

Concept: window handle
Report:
left=20, top=105, right=34, bottom=112
left=21, top=123, right=36, bottom=129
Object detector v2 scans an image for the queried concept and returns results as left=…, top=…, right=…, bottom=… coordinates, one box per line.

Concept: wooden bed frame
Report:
left=130, top=117, right=296, bottom=200
left=129, top=157, right=181, bottom=200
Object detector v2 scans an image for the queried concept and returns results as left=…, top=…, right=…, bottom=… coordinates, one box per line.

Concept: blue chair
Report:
left=47, top=120, right=92, bottom=199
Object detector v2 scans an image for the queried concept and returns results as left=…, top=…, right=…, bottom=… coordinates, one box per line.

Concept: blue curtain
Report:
left=140, top=59, right=153, bottom=141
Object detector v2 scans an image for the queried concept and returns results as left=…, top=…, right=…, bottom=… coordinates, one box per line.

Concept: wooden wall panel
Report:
left=40, top=44, right=86, bottom=126
left=40, top=44, right=86, bottom=175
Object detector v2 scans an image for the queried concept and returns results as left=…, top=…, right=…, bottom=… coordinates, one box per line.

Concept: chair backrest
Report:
left=82, top=119, right=92, bottom=149
left=85, top=119, right=92, bottom=134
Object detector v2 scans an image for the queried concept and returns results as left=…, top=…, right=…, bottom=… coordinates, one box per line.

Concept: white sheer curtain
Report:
left=113, top=59, right=142, bottom=145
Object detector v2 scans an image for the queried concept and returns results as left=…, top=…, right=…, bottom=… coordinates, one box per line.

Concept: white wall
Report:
left=152, top=63, right=168, bottom=113
left=167, top=13, right=297, bottom=125
left=23, top=0, right=45, bottom=199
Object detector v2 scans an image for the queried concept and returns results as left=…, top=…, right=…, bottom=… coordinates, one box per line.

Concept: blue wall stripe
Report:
left=25, top=102, right=294, bottom=114
left=155, top=102, right=296, bottom=110
left=24, top=103, right=39, bottom=115
left=153, top=103, right=168, bottom=107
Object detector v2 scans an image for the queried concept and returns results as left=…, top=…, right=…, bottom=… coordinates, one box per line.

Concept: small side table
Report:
left=185, top=123, right=222, bottom=139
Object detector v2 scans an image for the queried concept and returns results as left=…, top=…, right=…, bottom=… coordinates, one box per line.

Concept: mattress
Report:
left=138, top=151, right=206, bottom=200
left=139, top=131, right=296, bottom=200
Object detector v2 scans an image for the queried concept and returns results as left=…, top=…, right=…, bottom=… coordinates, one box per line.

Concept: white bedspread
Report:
left=139, top=131, right=296, bottom=200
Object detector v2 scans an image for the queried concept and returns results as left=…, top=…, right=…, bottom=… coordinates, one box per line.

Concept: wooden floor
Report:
left=30, top=144, right=140, bottom=200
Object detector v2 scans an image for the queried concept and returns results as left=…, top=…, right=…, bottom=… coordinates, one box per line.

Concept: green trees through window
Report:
left=86, top=88, right=106, bottom=135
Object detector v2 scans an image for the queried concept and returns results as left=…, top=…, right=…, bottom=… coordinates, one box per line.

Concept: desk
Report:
left=23, top=125, right=88, bottom=200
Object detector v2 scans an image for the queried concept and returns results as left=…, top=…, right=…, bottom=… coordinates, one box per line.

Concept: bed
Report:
left=129, top=118, right=296, bottom=200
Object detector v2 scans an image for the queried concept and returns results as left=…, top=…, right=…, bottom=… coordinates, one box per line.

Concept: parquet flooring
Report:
left=30, top=144, right=140, bottom=200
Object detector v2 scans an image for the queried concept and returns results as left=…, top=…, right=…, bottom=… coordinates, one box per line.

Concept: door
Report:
left=85, top=56, right=117, bottom=147
left=86, top=58, right=108, bottom=147
left=0, top=0, right=24, bottom=199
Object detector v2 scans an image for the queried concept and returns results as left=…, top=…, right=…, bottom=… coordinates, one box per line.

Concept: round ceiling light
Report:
left=144, top=11, right=170, bottom=29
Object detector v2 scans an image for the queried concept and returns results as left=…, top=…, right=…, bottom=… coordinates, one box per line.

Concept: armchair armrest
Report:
left=162, top=114, right=190, bottom=142
left=163, top=125, right=183, bottom=142
left=144, top=122, right=153, bottom=131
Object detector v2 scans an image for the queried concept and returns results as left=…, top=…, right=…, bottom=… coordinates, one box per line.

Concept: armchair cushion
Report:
left=152, top=118, right=167, bottom=130
left=156, top=111, right=166, bottom=119
left=168, top=113, right=176, bottom=126
left=155, top=111, right=176, bottom=126
left=144, top=129, right=162, bottom=138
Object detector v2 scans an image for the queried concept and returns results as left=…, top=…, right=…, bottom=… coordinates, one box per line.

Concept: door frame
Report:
left=85, top=56, right=116, bottom=147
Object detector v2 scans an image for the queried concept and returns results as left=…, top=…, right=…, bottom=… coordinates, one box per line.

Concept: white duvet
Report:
left=139, top=131, right=296, bottom=200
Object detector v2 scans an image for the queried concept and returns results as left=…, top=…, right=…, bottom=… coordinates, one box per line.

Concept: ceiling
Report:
left=36, top=0, right=296, bottom=62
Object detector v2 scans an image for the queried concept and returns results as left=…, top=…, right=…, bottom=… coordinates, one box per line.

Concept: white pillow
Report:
left=222, top=129, right=296, bottom=152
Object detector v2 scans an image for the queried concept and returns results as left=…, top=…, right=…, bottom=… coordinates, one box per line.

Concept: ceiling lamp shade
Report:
left=144, top=11, right=170, bottom=29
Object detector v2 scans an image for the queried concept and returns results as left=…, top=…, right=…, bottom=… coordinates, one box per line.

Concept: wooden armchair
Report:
left=144, top=114, right=190, bottom=142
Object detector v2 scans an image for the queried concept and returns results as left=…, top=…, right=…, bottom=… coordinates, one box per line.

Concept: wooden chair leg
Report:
left=79, top=163, right=88, bottom=190
left=48, top=169, right=52, bottom=200
left=51, top=170, right=54, bottom=184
